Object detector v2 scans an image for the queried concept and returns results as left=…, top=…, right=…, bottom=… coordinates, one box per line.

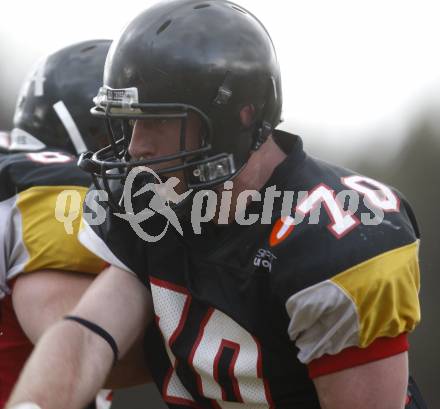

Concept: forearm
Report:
left=104, top=336, right=152, bottom=389
left=8, top=266, right=153, bottom=408
left=7, top=320, right=113, bottom=409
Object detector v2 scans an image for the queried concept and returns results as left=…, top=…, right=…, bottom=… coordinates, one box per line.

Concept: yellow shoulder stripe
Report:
left=331, top=241, right=420, bottom=347
left=17, top=185, right=106, bottom=275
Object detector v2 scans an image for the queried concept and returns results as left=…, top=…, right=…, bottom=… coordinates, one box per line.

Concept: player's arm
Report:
left=313, top=352, right=408, bottom=409
left=7, top=265, right=153, bottom=409
left=12, top=269, right=151, bottom=388
left=12, top=270, right=95, bottom=343
left=278, top=237, right=420, bottom=408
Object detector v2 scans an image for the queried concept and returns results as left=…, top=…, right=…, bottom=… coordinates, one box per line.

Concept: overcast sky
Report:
left=1, top=0, right=439, bottom=156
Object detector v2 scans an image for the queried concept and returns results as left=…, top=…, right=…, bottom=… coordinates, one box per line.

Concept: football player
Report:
left=0, top=40, right=149, bottom=409
left=7, top=1, right=427, bottom=409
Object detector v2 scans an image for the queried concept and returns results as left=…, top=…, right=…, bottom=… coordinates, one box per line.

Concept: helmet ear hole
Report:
left=239, top=104, right=256, bottom=128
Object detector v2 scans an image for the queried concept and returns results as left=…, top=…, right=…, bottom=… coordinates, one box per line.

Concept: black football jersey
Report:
left=0, top=150, right=106, bottom=300
left=80, top=131, right=421, bottom=409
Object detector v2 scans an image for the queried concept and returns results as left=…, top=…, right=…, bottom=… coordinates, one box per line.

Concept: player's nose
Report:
left=128, top=120, right=156, bottom=160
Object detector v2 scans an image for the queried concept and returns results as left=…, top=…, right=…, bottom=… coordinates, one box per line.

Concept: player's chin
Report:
left=164, top=171, right=189, bottom=193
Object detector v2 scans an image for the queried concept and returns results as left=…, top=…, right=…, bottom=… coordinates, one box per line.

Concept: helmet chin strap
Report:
left=250, top=74, right=279, bottom=151
left=251, top=120, right=272, bottom=151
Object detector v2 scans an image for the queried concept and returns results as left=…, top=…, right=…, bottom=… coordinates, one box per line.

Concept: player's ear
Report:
left=240, top=104, right=256, bottom=128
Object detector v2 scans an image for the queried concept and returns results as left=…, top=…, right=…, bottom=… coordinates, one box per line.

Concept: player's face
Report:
left=128, top=113, right=202, bottom=189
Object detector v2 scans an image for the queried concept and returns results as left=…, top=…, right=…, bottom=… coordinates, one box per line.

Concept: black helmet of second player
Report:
left=11, top=39, right=112, bottom=155
left=86, top=0, right=282, bottom=190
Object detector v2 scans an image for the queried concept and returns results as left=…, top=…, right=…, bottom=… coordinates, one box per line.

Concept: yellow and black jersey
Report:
left=0, top=150, right=106, bottom=299
left=80, top=131, right=420, bottom=409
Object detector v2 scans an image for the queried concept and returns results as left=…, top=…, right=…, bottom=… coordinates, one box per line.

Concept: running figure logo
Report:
left=115, top=166, right=193, bottom=242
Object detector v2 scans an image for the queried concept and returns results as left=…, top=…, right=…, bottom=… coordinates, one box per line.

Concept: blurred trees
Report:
left=354, top=115, right=440, bottom=408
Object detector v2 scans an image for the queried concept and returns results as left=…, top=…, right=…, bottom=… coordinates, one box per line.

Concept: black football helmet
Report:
left=11, top=39, right=112, bottom=155
left=79, top=0, right=282, bottom=208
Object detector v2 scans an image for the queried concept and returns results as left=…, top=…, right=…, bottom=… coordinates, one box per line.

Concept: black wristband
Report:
left=64, top=315, right=119, bottom=366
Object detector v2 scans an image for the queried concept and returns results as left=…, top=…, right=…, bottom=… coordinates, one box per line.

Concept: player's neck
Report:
left=213, top=135, right=287, bottom=224
left=237, top=136, right=286, bottom=191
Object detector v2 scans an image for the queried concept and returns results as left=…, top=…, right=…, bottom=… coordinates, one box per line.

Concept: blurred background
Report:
left=1, top=0, right=439, bottom=407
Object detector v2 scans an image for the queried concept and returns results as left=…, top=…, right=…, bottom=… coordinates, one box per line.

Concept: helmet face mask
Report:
left=80, top=0, right=283, bottom=212
left=88, top=85, right=236, bottom=187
